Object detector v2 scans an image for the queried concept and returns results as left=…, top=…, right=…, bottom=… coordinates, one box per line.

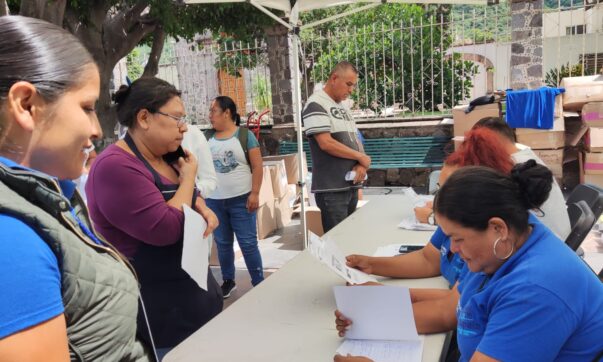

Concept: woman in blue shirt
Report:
left=436, top=162, right=603, bottom=361
left=0, top=16, right=151, bottom=361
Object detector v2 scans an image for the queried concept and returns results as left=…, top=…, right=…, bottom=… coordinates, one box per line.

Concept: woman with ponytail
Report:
left=205, top=96, right=264, bottom=298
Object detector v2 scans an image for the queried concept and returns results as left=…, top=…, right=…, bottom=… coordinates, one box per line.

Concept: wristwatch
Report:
left=427, top=212, right=435, bottom=225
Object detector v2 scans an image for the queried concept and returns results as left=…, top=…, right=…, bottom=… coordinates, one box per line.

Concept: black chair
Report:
left=564, top=184, right=603, bottom=253
left=565, top=201, right=596, bottom=251
left=566, top=184, right=603, bottom=225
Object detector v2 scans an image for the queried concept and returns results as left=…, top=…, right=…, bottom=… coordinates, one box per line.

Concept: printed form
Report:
left=334, top=285, right=423, bottom=362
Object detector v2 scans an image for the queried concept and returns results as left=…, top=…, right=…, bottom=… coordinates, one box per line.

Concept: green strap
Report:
left=204, top=127, right=250, bottom=165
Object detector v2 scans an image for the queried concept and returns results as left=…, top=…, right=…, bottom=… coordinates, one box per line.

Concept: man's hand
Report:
left=352, top=165, right=367, bottom=184
left=358, top=154, right=371, bottom=169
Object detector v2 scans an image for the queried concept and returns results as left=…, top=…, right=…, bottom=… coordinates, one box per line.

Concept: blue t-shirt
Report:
left=0, top=157, right=65, bottom=339
left=456, top=215, right=603, bottom=361
left=506, top=87, right=564, bottom=129
left=429, top=226, right=465, bottom=287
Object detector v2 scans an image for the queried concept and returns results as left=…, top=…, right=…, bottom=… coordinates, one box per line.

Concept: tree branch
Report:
left=142, top=25, right=165, bottom=78
left=19, top=0, right=66, bottom=25
left=0, top=0, right=8, bottom=16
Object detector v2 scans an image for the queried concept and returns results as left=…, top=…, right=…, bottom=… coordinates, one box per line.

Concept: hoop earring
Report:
left=493, top=237, right=514, bottom=261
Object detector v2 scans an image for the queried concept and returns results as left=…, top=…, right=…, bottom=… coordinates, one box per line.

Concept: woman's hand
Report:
left=199, top=206, right=219, bottom=238
left=334, top=355, right=374, bottom=362
left=175, top=149, right=198, bottom=184
left=247, top=191, right=260, bottom=213
left=414, top=201, right=433, bottom=224
left=334, top=310, right=353, bottom=338
left=345, top=255, right=373, bottom=275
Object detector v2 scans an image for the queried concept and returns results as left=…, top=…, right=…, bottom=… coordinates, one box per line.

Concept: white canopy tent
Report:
left=185, top=0, right=491, bottom=247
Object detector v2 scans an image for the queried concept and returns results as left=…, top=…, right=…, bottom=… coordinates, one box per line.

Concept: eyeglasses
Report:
left=155, top=111, right=188, bottom=128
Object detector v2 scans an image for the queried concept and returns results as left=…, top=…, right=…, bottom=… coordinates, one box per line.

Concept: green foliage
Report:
left=302, top=4, right=478, bottom=111
left=252, top=75, right=272, bottom=111
left=451, top=3, right=510, bottom=44
left=545, top=63, right=583, bottom=87
left=126, top=47, right=144, bottom=81
left=213, top=35, right=267, bottom=77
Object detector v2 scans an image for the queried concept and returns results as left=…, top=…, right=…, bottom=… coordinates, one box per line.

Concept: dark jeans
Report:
left=314, top=189, right=359, bottom=233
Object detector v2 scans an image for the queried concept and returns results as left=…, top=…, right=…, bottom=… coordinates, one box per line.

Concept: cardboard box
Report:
left=582, top=102, right=603, bottom=127
left=585, top=173, right=603, bottom=188
left=258, top=165, right=274, bottom=207
left=305, top=206, right=324, bottom=237
left=452, top=103, right=501, bottom=139
left=533, top=149, right=564, bottom=180
left=515, top=116, right=565, bottom=150
left=274, top=188, right=294, bottom=228
left=585, top=152, right=603, bottom=175
left=565, top=117, right=589, bottom=147
left=560, top=75, right=603, bottom=111
left=263, top=160, right=288, bottom=198
left=256, top=203, right=277, bottom=239
left=586, top=127, right=603, bottom=153
left=263, top=153, right=308, bottom=185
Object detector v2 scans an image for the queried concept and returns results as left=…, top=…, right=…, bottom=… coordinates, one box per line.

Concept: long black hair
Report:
left=113, top=77, right=182, bottom=128
left=434, top=160, right=553, bottom=233
left=213, top=96, right=241, bottom=126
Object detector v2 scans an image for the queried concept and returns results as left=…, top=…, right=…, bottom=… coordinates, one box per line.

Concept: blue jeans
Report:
left=206, top=193, right=264, bottom=286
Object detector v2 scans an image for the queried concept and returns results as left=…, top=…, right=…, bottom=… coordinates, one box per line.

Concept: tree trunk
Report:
left=19, top=0, right=66, bottom=25
left=0, top=0, right=8, bottom=16
left=142, top=26, right=165, bottom=78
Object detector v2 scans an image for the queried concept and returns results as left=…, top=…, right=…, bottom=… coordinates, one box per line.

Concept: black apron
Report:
left=124, top=134, right=223, bottom=349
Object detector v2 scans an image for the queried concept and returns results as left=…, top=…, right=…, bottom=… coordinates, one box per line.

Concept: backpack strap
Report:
left=237, top=127, right=251, bottom=166
left=203, top=128, right=216, bottom=141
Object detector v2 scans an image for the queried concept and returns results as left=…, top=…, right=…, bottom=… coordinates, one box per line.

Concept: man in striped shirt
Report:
left=302, top=61, right=371, bottom=232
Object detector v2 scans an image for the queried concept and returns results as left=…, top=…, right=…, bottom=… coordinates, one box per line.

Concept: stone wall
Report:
left=265, top=25, right=295, bottom=124
left=510, top=0, right=544, bottom=89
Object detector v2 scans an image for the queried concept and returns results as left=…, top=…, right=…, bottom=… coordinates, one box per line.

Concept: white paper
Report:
left=333, top=285, right=419, bottom=341
left=182, top=205, right=209, bottom=291
left=308, top=232, right=377, bottom=284
left=336, top=339, right=423, bottom=362
left=372, top=244, right=403, bottom=257
left=397, top=217, right=438, bottom=231
left=403, top=187, right=434, bottom=207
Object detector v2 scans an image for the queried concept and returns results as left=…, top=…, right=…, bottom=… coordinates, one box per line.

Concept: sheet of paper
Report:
left=333, top=285, right=419, bottom=341
left=336, top=339, right=423, bottom=362
left=372, top=244, right=403, bottom=257
left=398, top=217, right=437, bottom=231
left=182, top=205, right=209, bottom=291
left=308, top=232, right=377, bottom=284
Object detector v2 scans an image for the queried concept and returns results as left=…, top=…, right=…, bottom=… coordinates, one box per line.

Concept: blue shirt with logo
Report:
left=456, top=214, right=603, bottom=361
left=429, top=226, right=465, bottom=287
left=0, top=157, right=67, bottom=339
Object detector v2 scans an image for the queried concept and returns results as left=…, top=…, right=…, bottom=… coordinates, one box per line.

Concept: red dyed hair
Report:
left=446, top=127, right=514, bottom=174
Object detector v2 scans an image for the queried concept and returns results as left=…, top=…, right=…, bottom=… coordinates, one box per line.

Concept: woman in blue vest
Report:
left=0, top=16, right=152, bottom=361
left=335, top=162, right=603, bottom=361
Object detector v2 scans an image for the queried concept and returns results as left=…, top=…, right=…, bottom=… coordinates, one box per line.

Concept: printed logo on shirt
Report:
left=213, top=150, right=239, bottom=173
left=457, top=302, right=483, bottom=337
left=330, top=107, right=352, bottom=122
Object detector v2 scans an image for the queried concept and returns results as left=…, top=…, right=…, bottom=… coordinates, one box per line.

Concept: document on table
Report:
left=182, top=205, right=209, bottom=291
left=399, top=188, right=437, bottom=231
left=333, top=285, right=423, bottom=362
left=308, top=232, right=377, bottom=285
left=372, top=244, right=403, bottom=257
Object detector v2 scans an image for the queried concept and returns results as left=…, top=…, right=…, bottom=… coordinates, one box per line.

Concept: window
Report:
left=566, top=24, right=586, bottom=35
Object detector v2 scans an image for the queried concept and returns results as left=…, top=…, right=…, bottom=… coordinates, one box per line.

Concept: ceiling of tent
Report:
left=184, top=0, right=490, bottom=15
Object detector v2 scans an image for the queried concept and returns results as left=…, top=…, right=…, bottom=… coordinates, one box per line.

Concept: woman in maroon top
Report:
left=86, top=77, right=222, bottom=357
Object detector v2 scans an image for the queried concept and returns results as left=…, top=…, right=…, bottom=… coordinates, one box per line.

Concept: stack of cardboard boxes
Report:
left=256, top=153, right=307, bottom=239
left=452, top=103, right=501, bottom=149
left=583, top=102, right=603, bottom=186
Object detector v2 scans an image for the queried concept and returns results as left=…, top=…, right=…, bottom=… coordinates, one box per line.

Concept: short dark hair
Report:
left=329, top=61, right=358, bottom=77
left=0, top=16, right=95, bottom=139
left=213, top=96, right=241, bottom=126
left=434, top=160, right=552, bottom=234
left=113, top=77, right=182, bottom=128
left=473, top=117, right=516, bottom=143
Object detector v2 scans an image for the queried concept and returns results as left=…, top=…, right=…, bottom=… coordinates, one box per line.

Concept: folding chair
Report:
left=565, top=200, right=596, bottom=251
